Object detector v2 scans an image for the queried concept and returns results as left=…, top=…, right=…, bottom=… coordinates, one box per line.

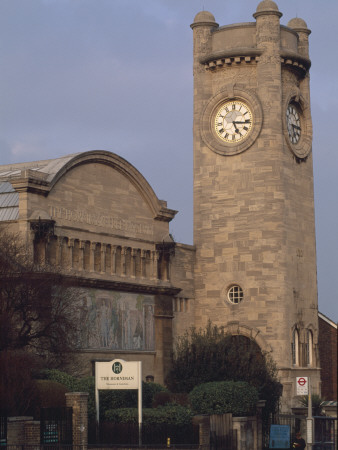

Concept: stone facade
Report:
left=0, top=1, right=328, bottom=413
left=0, top=151, right=181, bottom=383
left=190, top=1, right=320, bottom=411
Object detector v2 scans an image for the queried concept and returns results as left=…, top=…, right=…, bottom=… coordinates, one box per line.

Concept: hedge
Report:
left=42, top=369, right=167, bottom=420
left=105, top=405, right=193, bottom=425
left=189, top=381, right=258, bottom=416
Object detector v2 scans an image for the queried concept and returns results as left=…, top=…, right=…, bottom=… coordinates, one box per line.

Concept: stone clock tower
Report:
left=191, top=0, right=320, bottom=411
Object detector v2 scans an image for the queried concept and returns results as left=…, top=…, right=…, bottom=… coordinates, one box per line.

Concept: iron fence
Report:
left=40, top=407, right=73, bottom=445
left=88, top=421, right=199, bottom=447
left=313, top=416, right=337, bottom=450
left=0, top=416, right=7, bottom=446
left=0, top=447, right=85, bottom=450
left=263, top=413, right=306, bottom=449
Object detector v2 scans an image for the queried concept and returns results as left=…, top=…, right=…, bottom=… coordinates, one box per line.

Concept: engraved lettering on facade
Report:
left=49, top=206, right=153, bottom=236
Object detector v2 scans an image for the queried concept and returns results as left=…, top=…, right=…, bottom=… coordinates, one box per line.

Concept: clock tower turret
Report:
left=191, top=0, right=320, bottom=411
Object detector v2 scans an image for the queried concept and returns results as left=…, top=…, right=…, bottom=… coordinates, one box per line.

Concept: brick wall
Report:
left=318, top=314, right=337, bottom=400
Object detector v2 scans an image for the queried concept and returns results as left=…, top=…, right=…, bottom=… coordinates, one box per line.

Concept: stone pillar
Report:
left=79, top=240, right=85, bottom=271
left=140, top=249, right=146, bottom=278
left=111, top=245, right=116, bottom=275
left=55, top=236, right=62, bottom=267
left=287, top=18, right=312, bottom=145
left=65, top=392, right=88, bottom=449
left=121, top=247, right=127, bottom=276
left=192, top=415, right=210, bottom=450
left=68, top=238, right=74, bottom=269
left=7, top=416, right=33, bottom=445
left=24, top=420, right=40, bottom=448
left=131, top=248, right=136, bottom=278
left=100, top=243, right=106, bottom=274
left=254, top=2, right=283, bottom=146
left=151, top=250, right=159, bottom=280
left=256, top=400, right=266, bottom=450
left=154, top=294, right=174, bottom=384
left=90, top=242, right=96, bottom=272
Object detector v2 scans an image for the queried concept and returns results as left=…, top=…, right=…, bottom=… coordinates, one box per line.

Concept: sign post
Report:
left=296, top=376, right=313, bottom=449
left=95, top=359, right=142, bottom=445
left=306, top=377, right=313, bottom=450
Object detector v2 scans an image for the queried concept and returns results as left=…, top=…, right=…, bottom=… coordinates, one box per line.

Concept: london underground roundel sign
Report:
left=296, top=376, right=308, bottom=395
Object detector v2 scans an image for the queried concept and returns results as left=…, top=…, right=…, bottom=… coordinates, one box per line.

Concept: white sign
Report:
left=95, top=358, right=142, bottom=441
left=96, top=359, right=140, bottom=390
left=296, top=376, right=308, bottom=395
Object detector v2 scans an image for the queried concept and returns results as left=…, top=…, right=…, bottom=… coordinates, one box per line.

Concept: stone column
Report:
left=192, top=415, right=210, bottom=450
left=24, top=420, right=40, bottom=448
left=68, top=238, right=74, bottom=269
left=7, top=416, right=33, bottom=445
left=131, top=248, right=136, bottom=278
left=121, top=247, right=127, bottom=276
left=154, top=294, right=174, bottom=384
left=140, top=249, right=146, bottom=278
left=65, top=392, right=88, bottom=449
left=111, top=245, right=116, bottom=275
left=151, top=250, right=159, bottom=280
left=101, top=243, right=106, bottom=274
left=254, top=2, right=283, bottom=144
left=256, top=400, right=266, bottom=450
left=90, top=242, right=96, bottom=272
left=55, top=236, right=63, bottom=267
left=79, top=241, right=85, bottom=271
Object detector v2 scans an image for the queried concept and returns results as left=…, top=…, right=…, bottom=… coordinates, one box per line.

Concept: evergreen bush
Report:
left=189, top=381, right=258, bottom=416
left=105, top=405, right=193, bottom=425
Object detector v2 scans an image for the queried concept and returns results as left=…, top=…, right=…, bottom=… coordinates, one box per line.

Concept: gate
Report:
left=210, top=413, right=237, bottom=450
left=40, top=407, right=73, bottom=445
left=0, top=415, right=6, bottom=446
left=313, top=416, right=337, bottom=450
left=263, top=414, right=306, bottom=449
left=89, top=421, right=199, bottom=447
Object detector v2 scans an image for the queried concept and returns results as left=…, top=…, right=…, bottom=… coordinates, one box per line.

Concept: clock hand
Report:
left=292, top=124, right=301, bottom=130
left=233, top=120, right=251, bottom=124
left=232, top=122, right=240, bottom=134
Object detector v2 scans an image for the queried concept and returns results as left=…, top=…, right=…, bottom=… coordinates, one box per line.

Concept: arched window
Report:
left=291, top=328, right=299, bottom=365
left=306, top=330, right=313, bottom=366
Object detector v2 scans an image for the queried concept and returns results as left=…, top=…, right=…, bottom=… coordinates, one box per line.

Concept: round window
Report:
left=227, top=285, right=243, bottom=304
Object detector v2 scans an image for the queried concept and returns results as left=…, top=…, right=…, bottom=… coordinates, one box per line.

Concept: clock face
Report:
left=215, top=100, right=253, bottom=143
left=286, top=103, right=301, bottom=144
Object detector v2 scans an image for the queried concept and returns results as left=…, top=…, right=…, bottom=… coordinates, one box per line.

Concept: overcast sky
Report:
left=0, top=0, right=337, bottom=322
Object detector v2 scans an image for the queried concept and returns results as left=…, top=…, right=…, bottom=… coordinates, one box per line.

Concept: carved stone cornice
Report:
left=200, top=48, right=262, bottom=68
left=58, top=273, right=181, bottom=296
left=200, top=48, right=310, bottom=76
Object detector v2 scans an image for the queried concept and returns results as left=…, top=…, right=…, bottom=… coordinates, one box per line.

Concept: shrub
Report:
left=0, top=350, right=40, bottom=415
left=153, top=392, right=190, bottom=408
left=189, top=381, right=258, bottom=416
left=143, top=382, right=168, bottom=408
left=40, top=369, right=78, bottom=391
left=34, top=380, right=69, bottom=407
left=42, top=369, right=167, bottom=420
left=105, top=405, right=193, bottom=425
left=29, top=380, right=69, bottom=418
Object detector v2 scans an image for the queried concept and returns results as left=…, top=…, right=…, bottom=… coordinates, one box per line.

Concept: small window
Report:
left=291, top=329, right=299, bottom=365
left=306, top=330, right=313, bottom=366
left=227, top=285, right=243, bottom=304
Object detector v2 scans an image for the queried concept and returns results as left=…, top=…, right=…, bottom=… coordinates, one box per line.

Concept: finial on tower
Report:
left=191, top=11, right=218, bottom=29
left=254, top=0, right=282, bottom=18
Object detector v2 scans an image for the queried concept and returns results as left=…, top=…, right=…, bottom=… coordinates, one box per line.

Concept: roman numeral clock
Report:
left=215, top=101, right=253, bottom=143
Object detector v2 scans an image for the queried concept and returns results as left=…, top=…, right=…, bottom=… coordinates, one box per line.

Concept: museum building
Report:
left=1, top=1, right=334, bottom=411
